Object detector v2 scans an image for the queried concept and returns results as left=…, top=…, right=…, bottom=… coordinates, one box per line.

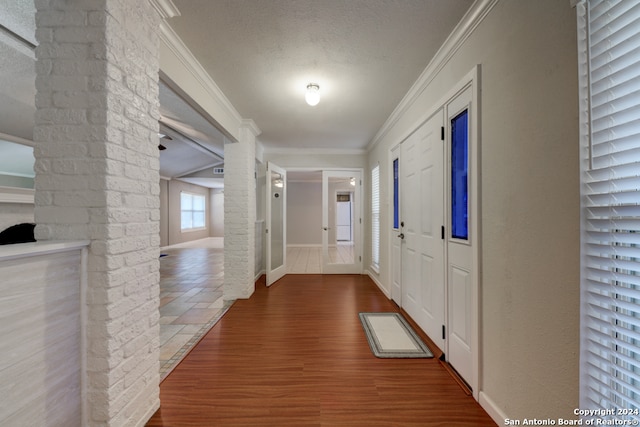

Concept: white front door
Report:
left=400, top=110, right=446, bottom=351
left=266, top=162, right=287, bottom=286
left=445, top=85, right=474, bottom=386
left=322, top=170, right=362, bottom=274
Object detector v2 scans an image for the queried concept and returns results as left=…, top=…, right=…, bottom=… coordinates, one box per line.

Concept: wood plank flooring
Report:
left=147, top=274, right=496, bottom=426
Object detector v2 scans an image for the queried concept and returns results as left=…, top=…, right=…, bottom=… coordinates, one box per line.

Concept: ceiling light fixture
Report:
left=305, top=83, right=320, bottom=106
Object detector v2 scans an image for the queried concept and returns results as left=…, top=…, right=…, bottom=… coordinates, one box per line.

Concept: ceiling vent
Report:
left=213, top=167, right=224, bottom=175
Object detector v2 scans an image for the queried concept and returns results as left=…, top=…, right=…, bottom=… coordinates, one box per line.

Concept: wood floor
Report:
left=147, top=274, right=496, bottom=426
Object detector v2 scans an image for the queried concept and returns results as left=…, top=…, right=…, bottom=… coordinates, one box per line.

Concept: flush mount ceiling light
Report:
left=305, top=83, right=320, bottom=106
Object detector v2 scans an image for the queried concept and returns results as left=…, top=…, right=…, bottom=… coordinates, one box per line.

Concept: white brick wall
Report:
left=224, top=121, right=259, bottom=299
left=34, top=1, right=162, bottom=425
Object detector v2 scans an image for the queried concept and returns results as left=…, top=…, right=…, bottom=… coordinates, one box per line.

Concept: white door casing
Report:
left=389, top=66, right=480, bottom=398
left=322, top=170, right=362, bottom=274
left=445, top=84, right=476, bottom=389
left=390, top=145, right=402, bottom=305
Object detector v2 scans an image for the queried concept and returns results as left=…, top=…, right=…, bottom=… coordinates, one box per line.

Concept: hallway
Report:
left=148, top=274, right=496, bottom=426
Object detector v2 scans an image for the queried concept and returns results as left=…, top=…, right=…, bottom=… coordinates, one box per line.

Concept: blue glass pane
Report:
left=393, top=158, right=399, bottom=229
left=451, top=110, right=468, bottom=240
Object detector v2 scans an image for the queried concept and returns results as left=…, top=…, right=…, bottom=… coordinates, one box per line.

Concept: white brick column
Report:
left=34, top=1, right=162, bottom=425
left=224, top=120, right=260, bottom=299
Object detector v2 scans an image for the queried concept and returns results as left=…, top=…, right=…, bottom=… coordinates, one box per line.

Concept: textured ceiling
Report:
left=0, top=0, right=474, bottom=186
left=167, top=0, right=474, bottom=151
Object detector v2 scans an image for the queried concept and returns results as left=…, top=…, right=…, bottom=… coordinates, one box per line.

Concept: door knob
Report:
left=398, top=233, right=404, bottom=239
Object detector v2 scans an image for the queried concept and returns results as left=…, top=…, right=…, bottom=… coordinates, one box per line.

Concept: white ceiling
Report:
left=0, top=0, right=474, bottom=186
left=167, top=0, right=474, bottom=151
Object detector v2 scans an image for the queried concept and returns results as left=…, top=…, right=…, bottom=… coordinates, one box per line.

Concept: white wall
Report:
left=0, top=242, right=87, bottom=426
left=0, top=203, right=34, bottom=232
left=210, top=188, right=224, bottom=237
left=366, top=0, right=579, bottom=421
left=287, top=181, right=322, bottom=245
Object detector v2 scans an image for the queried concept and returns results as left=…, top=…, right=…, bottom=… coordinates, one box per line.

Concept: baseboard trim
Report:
left=366, top=270, right=390, bottom=298
left=479, top=391, right=507, bottom=426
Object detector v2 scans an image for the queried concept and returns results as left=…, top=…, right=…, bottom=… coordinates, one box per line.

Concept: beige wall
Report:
left=287, top=181, right=322, bottom=245
left=210, top=188, right=224, bottom=237
left=367, top=0, right=579, bottom=420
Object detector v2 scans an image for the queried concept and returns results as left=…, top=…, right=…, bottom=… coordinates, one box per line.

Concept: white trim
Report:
left=479, top=391, right=508, bottom=426
left=0, top=240, right=89, bottom=262
left=368, top=0, right=497, bottom=151
left=148, top=0, right=181, bottom=19
left=241, top=119, right=262, bottom=137
left=264, top=147, right=367, bottom=156
left=159, top=22, right=243, bottom=141
left=0, top=186, right=34, bottom=204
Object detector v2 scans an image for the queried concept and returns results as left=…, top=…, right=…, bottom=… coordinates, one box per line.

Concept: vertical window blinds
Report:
left=371, top=165, right=380, bottom=270
left=579, top=0, right=640, bottom=418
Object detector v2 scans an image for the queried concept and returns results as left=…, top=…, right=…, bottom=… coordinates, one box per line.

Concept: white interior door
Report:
left=445, top=86, right=474, bottom=386
left=266, top=162, right=286, bottom=286
left=390, top=146, right=402, bottom=304
left=400, top=110, right=445, bottom=351
left=322, top=170, right=362, bottom=274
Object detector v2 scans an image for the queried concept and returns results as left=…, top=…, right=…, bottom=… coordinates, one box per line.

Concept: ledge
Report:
left=0, top=240, right=90, bottom=262
left=0, top=186, right=34, bottom=204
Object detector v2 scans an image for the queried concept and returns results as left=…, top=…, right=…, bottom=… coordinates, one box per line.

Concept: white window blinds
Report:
left=371, top=165, right=380, bottom=270
left=578, top=0, right=640, bottom=419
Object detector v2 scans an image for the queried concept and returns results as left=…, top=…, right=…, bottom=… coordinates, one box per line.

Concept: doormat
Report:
left=359, top=312, right=433, bottom=358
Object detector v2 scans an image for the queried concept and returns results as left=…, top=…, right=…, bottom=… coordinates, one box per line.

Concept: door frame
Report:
left=387, top=66, right=480, bottom=399
left=322, top=169, right=363, bottom=274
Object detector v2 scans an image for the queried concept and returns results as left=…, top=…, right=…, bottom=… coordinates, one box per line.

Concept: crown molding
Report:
left=149, top=0, right=181, bottom=19
left=241, top=119, right=262, bottom=137
left=264, top=147, right=367, bottom=156
left=367, top=0, right=499, bottom=151
left=159, top=22, right=244, bottom=136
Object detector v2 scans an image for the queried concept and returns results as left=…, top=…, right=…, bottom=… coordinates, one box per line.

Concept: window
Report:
left=393, top=158, right=399, bottom=229
left=371, top=165, right=380, bottom=271
left=451, top=110, right=469, bottom=240
left=578, top=0, right=640, bottom=420
left=180, top=192, right=206, bottom=231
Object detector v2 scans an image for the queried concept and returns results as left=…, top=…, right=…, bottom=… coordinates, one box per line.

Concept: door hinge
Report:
left=441, top=225, right=445, bottom=240
left=359, top=256, right=362, bottom=262
left=359, top=218, right=362, bottom=224
left=441, top=126, right=445, bottom=141
left=442, top=325, right=446, bottom=340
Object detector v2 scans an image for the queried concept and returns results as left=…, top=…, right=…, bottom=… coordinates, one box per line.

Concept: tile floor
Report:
left=159, top=238, right=232, bottom=379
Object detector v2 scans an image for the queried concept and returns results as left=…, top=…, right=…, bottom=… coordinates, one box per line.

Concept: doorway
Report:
left=388, top=68, right=479, bottom=397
